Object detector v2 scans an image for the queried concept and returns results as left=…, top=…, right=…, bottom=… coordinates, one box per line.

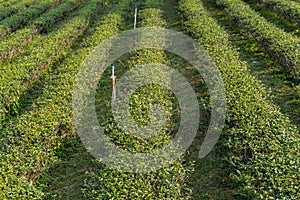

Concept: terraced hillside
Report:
left=0, top=0, right=299, bottom=199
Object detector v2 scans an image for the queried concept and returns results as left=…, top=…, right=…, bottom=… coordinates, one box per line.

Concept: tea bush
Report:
left=0, top=0, right=121, bottom=199
left=216, top=0, right=300, bottom=82
left=0, top=0, right=83, bottom=61
left=82, top=0, right=194, bottom=199
left=179, top=0, right=300, bottom=198
left=0, top=0, right=101, bottom=122
left=0, top=0, right=61, bottom=38
left=252, top=0, right=300, bottom=26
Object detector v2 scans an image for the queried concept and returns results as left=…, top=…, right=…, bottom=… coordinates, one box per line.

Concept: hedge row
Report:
left=216, top=0, right=300, bottom=82
left=0, top=0, right=16, bottom=7
left=179, top=0, right=300, bottom=199
left=33, top=0, right=84, bottom=33
left=0, top=0, right=83, bottom=61
left=251, top=0, right=300, bottom=26
left=0, top=0, right=61, bottom=39
left=0, top=0, right=101, bottom=122
left=82, top=1, right=193, bottom=199
left=0, top=1, right=121, bottom=199
left=0, top=0, right=37, bottom=21
left=0, top=0, right=20, bottom=7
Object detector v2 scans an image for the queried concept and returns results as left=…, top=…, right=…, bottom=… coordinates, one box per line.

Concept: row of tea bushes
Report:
left=216, top=0, right=300, bottom=82
left=0, top=0, right=119, bottom=199
left=0, top=0, right=61, bottom=38
left=179, top=0, right=300, bottom=198
left=0, top=0, right=21, bottom=8
left=82, top=0, right=193, bottom=199
left=0, top=0, right=101, bottom=122
left=251, top=0, right=300, bottom=26
left=0, top=0, right=38, bottom=21
left=0, top=0, right=84, bottom=61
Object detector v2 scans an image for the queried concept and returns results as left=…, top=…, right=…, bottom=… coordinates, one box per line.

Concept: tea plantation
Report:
left=0, top=0, right=299, bottom=199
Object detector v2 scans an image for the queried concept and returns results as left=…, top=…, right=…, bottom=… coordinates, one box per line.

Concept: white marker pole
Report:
left=134, top=7, right=137, bottom=31
left=111, top=62, right=116, bottom=107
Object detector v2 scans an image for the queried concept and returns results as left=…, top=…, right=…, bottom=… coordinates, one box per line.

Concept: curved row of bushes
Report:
left=0, top=0, right=37, bottom=21
left=0, top=0, right=30, bottom=10
left=82, top=1, right=194, bottom=199
left=251, top=0, right=300, bottom=26
left=0, top=1, right=122, bottom=199
left=0, top=0, right=102, bottom=122
left=0, top=0, right=20, bottom=8
left=179, top=0, right=300, bottom=199
left=216, top=0, right=300, bottom=82
left=33, top=0, right=84, bottom=33
left=0, top=0, right=61, bottom=39
left=0, top=0, right=83, bottom=61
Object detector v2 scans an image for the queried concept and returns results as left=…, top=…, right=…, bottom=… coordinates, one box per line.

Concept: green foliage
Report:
left=82, top=1, right=193, bottom=199
left=1, top=0, right=298, bottom=199
left=0, top=1, right=121, bottom=199
left=0, top=0, right=38, bottom=21
left=139, top=8, right=167, bottom=27
left=110, top=0, right=134, bottom=15
left=0, top=0, right=22, bottom=9
left=0, top=0, right=83, bottom=61
left=84, top=163, right=192, bottom=199
left=0, top=0, right=60, bottom=39
left=0, top=0, right=101, bottom=122
left=33, top=0, right=83, bottom=33
left=216, top=0, right=300, bottom=82
left=139, top=0, right=163, bottom=9
left=252, top=0, right=300, bottom=26
left=179, top=0, right=300, bottom=199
